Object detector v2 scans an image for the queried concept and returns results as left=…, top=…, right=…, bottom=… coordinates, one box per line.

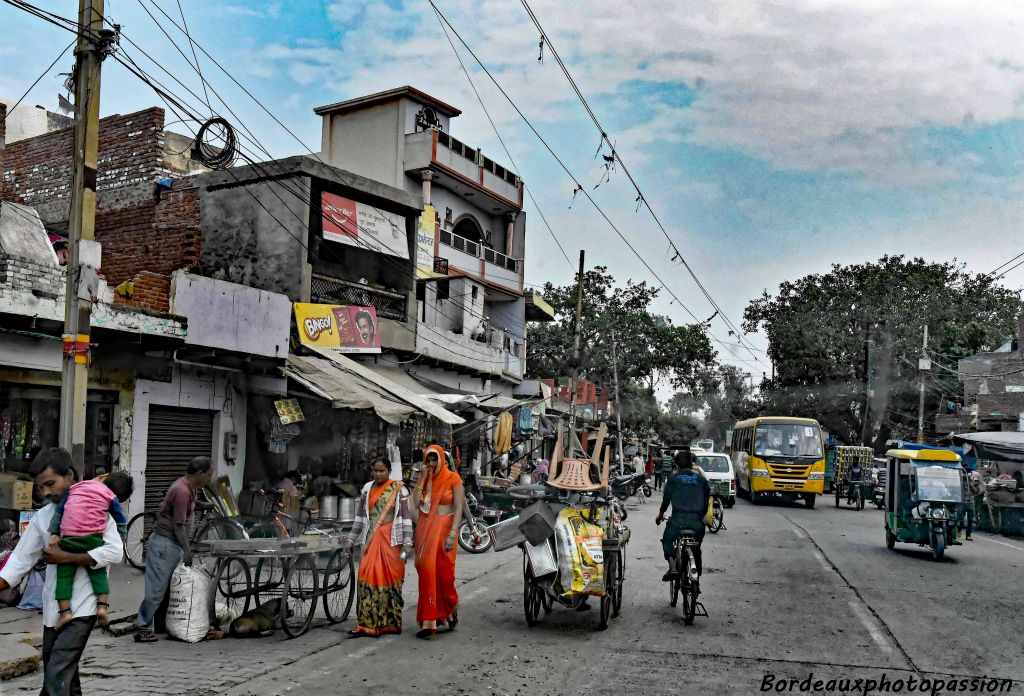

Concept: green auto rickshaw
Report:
left=883, top=448, right=964, bottom=561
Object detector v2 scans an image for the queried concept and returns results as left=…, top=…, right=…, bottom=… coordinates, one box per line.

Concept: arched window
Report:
left=452, top=216, right=483, bottom=244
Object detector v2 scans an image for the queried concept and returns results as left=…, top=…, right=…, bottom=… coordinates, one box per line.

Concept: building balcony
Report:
left=437, top=229, right=523, bottom=295
left=404, top=130, right=523, bottom=213
left=311, top=273, right=409, bottom=321
left=415, top=320, right=523, bottom=380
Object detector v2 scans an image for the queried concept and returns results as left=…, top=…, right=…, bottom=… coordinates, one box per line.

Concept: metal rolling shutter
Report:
left=144, top=406, right=214, bottom=514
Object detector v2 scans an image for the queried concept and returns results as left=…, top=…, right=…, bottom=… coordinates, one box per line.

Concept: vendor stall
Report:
left=952, top=432, right=1024, bottom=536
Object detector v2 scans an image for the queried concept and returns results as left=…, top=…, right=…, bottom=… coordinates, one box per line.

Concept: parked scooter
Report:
left=457, top=491, right=502, bottom=553
left=610, top=467, right=652, bottom=502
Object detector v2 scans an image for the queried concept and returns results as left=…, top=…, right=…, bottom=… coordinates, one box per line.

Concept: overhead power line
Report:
left=516, top=0, right=766, bottom=366
left=429, top=2, right=765, bottom=369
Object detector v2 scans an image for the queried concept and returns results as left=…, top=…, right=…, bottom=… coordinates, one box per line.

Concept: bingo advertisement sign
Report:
left=294, top=303, right=381, bottom=354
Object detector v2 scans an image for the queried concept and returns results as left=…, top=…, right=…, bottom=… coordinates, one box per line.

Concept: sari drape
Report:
left=414, top=447, right=462, bottom=630
left=352, top=481, right=405, bottom=636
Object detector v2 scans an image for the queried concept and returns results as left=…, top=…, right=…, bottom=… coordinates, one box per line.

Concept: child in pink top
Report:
left=47, top=472, right=132, bottom=630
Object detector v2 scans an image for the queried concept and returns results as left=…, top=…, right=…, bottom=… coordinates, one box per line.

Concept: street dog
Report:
left=229, top=598, right=290, bottom=637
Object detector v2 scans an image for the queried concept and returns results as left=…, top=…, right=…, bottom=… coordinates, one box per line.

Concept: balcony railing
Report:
left=439, top=230, right=520, bottom=274
left=311, top=274, right=407, bottom=321
left=436, top=130, right=519, bottom=187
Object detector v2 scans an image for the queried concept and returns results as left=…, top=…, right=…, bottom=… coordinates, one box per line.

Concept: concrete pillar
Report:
left=421, top=170, right=435, bottom=207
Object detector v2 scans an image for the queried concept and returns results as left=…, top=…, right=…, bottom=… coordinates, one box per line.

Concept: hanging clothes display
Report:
left=494, top=412, right=514, bottom=455
left=515, top=407, right=534, bottom=436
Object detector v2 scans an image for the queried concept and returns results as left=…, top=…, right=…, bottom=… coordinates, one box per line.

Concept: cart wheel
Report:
left=885, top=526, right=896, bottom=550
left=541, top=588, right=553, bottom=614
left=322, top=550, right=355, bottom=624
left=598, top=571, right=614, bottom=630
left=253, top=557, right=286, bottom=606
left=211, top=555, right=251, bottom=629
left=523, top=576, right=543, bottom=626
left=607, top=551, right=623, bottom=617
left=282, top=554, right=319, bottom=638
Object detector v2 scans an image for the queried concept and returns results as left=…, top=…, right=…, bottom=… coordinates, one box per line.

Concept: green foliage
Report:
left=743, top=255, right=1018, bottom=446
left=667, top=365, right=761, bottom=444
left=527, top=266, right=716, bottom=392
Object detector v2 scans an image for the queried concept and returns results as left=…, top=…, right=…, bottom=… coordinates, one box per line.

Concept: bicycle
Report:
left=669, top=531, right=707, bottom=625
left=706, top=484, right=726, bottom=534
left=124, top=487, right=248, bottom=572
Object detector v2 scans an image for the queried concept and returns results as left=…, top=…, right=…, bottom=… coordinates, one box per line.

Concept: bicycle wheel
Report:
left=682, top=550, right=698, bottom=625
left=282, top=554, right=319, bottom=638
left=608, top=551, right=623, bottom=617
left=124, top=512, right=156, bottom=570
left=710, top=500, right=724, bottom=534
left=211, top=556, right=251, bottom=628
left=192, top=517, right=248, bottom=576
left=669, top=543, right=682, bottom=608
left=322, top=549, right=355, bottom=624
left=523, top=554, right=543, bottom=626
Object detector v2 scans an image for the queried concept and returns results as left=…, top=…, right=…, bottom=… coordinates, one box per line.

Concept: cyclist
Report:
left=655, top=449, right=710, bottom=584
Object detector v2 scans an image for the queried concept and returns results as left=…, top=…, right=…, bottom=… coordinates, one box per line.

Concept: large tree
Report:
left=743, top=255, right=1018, bottom=447
left=666, top=365, right=761, bottom=445
left=527, top=266, right=716, bottom=394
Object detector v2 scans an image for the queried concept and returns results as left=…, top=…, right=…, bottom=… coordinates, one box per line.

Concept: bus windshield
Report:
left=754, top=423, right=823, bottom=458
left=696, top=455, right=730, bottom=473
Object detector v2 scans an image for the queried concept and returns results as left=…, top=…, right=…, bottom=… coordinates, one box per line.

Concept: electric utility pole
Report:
left=567, top=250, right=585, bottom=457
left=610, top=328, right=624, bottom=473
left=917, top=325, right=930, bottom=444
left=60, top=0, right=110, bottom=475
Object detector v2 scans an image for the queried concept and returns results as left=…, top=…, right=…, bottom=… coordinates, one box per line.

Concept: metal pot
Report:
left=339, top=497, right=357, bottom=523
left=320, top=495, right=339, bottom=520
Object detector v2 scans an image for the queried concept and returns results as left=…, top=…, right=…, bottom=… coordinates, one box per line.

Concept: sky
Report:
left=4, top=0, right=1024, bottom=387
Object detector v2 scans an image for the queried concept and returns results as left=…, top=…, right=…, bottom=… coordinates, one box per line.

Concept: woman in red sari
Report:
left=411, top=444, right=465, bottom=638
left=342, top=459, right=414, bottom=637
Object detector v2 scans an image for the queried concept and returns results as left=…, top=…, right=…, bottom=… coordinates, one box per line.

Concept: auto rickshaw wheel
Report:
left=885, top=526, right=896, bottom=550
left=931, top=530, right=945, bottom=562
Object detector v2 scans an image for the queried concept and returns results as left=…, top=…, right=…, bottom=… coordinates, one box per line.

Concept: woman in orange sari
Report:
left=411, top=444, right=465, bottom=638
left=342, top=459, right=413, bottom=637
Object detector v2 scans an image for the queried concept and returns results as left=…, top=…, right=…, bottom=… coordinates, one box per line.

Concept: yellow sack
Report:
left=554, top=508, right=605, bottom=596
left=704, top=497, right=714, bottom=527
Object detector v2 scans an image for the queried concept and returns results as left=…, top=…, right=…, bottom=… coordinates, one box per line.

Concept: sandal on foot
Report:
left=415, top=628, right=436, bottom=639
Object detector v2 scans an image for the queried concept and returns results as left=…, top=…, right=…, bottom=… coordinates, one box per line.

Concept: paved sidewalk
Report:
left=2, top=546, right=515, bottom=695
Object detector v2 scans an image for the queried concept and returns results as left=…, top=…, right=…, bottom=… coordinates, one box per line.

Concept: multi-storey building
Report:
left=314, top=86, right=552, bottom=396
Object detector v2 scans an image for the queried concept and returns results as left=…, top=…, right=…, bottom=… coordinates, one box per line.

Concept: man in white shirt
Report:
left=0, top=448, right=123, bottom=696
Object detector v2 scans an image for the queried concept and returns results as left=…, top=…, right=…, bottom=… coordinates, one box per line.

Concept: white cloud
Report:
left=257, top=0, right=1024, bottom=188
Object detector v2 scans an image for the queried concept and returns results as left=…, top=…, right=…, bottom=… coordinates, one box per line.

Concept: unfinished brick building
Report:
left=0, top=107, right=203, bottom=313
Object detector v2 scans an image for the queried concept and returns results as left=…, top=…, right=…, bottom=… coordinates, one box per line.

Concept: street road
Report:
left=5, top=496, right=1022, bottom=696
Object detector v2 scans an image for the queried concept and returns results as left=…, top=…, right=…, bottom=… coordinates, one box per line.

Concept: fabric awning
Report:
left=306, top=347, right=464, bottom=425
left=364, top=363, right=478, bottom=409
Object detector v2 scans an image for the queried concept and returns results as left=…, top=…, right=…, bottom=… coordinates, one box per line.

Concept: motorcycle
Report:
left=457, top=490, right=505, bottom=553
left=610, top=468, right=652, bottom=502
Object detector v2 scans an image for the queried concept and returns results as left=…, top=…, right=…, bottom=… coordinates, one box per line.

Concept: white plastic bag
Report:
left=166, top=564, right=211, bottom=643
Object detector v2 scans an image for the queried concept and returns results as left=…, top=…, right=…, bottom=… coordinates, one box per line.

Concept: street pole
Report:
left=917, top=325, right=929, bottom=444
left=59, top=0, right=107, bottom=476
left=610, top=328, right=624, bottom=474
left=567, top=250, right=585, bottom=458
left=861, top=321, right=873, bottom=447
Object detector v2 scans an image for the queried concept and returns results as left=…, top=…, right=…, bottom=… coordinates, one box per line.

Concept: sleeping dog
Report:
left=229, top=598, right=291, bottom=638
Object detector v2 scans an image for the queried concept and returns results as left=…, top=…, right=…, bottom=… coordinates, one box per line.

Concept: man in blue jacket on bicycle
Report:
left=655, top=449, right=710, bottom=584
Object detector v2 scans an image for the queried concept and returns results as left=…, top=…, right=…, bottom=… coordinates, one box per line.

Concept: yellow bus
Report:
left=729, top=416, right=826, bottom=508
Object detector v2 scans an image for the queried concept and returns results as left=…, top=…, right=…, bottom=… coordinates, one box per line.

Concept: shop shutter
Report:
left=144, top=406, right=214, bottom=514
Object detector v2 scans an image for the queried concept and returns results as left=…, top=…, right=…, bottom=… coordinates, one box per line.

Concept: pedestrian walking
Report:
left=655, top=450, right=674, bottom=491
left=410, top=445, right=466, bottom=638
left=964, top=465, right=986, bottom=541
left=342, top=458, right=414, bottom=637
left=133, top=456, right=213, bottom=643
left=0, top=448, right=123, bottom=696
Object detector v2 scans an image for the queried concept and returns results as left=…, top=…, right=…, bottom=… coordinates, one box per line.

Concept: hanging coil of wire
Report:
left=193, top=117, right=237, bottom=170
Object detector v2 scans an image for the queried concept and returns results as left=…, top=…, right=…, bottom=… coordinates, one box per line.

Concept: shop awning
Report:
left=951, top=432, right=1024, bottom=463
left=297, top=347, right=465, bottom=425
left=363, top=363, right=478, bottom=409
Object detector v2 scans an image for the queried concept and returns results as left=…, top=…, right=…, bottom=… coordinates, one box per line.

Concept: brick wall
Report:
left=0, top=107, right=167, bottom=223
left=0, top=102, right=7, bottom=200
left=1, top=106, right=204, bottom=312
left=0, top=255, right=66, bottom=297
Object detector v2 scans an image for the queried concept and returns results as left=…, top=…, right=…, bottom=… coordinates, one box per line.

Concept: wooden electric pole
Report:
left=59, top=0, right=108, bottom=475
left=567, top=250, right=585, bottom=457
